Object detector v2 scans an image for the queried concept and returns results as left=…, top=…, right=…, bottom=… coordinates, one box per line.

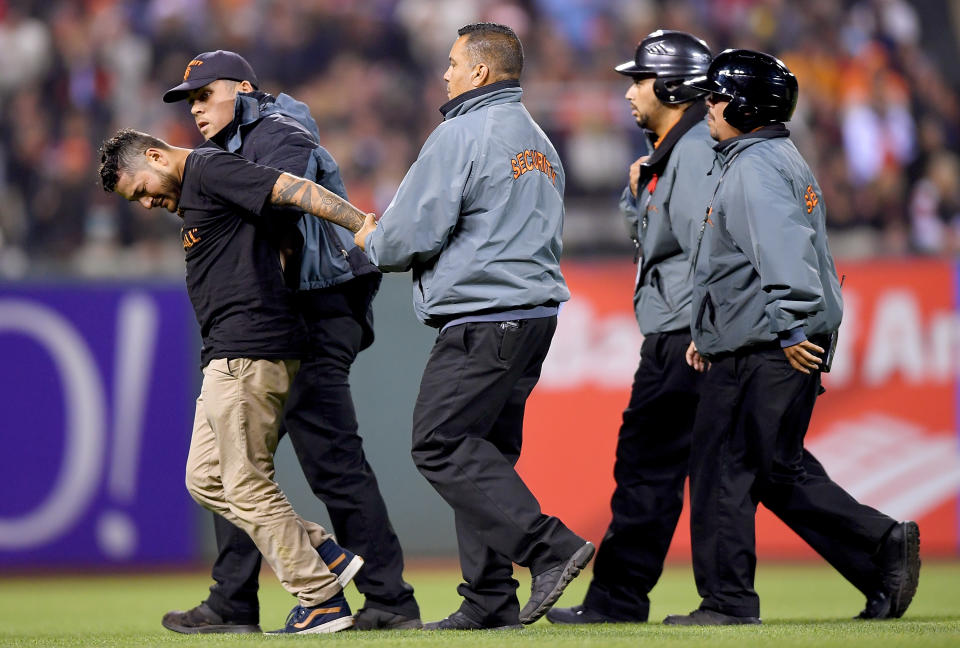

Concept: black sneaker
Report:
left=663, top=608, right=761, bottom=626
left=855, top=591, right=891, bottom=620
left=423, top=610, right=522, bottom=631
left=354, top=607, right=423, bottom=630
left=877, top=521, right=921, bottom=618
left=161, top=602, right=261, bottom=634
left=317, top=539, right=364, bottom=588
left=546, top=605, right=625, bottom=624
left=268, top=592, right=354, bottom=634
left=519, top=541, right=595, bottom=625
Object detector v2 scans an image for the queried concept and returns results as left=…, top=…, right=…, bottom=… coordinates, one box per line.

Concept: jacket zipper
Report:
left=691, top=152, right=740, bottom=274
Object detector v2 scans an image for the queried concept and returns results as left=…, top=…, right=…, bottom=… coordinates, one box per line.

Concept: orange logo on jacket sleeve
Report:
left=510, top=149, right=558, bottom=185
left=183, top=59, right=204, bottom=81
left=804, top=185, right=819, bottom=214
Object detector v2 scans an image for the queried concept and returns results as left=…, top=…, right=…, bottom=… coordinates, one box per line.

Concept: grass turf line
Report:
left=0, top=562, right=958, bottom=647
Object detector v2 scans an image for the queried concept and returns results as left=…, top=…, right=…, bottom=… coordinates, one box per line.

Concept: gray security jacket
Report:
left=364, top=81, right=570, bottom=327
left=621, top=102, right=716, bottom=335
left=691, top=125, right=843, bottom=356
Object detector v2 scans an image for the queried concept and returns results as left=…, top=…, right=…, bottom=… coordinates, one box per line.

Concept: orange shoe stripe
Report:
left=327, top=553, right=345, bottom=569
left=293, top=608, right=341, bottom=629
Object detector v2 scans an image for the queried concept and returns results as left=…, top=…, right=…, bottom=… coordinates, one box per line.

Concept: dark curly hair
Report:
left=98, top=129, right=169, bottom=193
left=457, top=22, right=523, bottom=80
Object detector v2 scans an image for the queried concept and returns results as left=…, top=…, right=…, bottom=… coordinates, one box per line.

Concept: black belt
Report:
left=429, top=301, right=560, bottom=330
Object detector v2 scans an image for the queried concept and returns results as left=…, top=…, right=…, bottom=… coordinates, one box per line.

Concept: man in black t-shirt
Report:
left=160, top=50, right=419, bottom=633
left=98, top=128, right=369, bottom=635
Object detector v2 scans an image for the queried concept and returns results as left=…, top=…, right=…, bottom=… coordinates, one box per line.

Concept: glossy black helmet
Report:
left=615, top=30, right=712, bottom=104
left=686, top=49, right=798, bottom=132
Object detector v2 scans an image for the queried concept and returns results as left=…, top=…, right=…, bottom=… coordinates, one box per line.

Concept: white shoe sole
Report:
left=337, top=555, right=364, bottom=588
left=294, top=616, right=355, bottom=634
left=267, top=616, right=354, bottom=635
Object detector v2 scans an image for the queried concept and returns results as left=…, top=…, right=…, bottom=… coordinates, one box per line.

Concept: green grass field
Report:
left=1, top=561, right=958, bottom=647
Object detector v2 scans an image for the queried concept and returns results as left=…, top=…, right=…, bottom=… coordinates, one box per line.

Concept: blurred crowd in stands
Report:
left=0, top=0, right=958, bottom=278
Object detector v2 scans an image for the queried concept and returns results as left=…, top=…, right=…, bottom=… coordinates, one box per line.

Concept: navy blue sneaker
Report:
left=269, top=592, right=354, bottom=634
left=317, top=539, right=364, bottom=588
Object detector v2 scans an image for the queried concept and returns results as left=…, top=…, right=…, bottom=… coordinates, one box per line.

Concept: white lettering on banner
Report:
left=863, top=291, right=927, bottom=385
left=97, top=294, right=158, bottom=559
left=0, top=300, right=106, bottom=549
left=808, top=414, right=960, bottom=520
left=829, top=288, right=960, bottom=387
left=929, top=312, right=960, bottom=382
left=541, top=288, right=960, bottom=391
left=539, top=298, right=643, bottom=390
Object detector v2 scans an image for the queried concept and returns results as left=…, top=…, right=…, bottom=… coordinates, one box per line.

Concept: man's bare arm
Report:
left=270, top=173, right=366, bottom=233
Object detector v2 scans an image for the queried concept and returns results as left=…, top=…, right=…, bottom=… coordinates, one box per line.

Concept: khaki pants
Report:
left=185, top=357, right=338, bottom=607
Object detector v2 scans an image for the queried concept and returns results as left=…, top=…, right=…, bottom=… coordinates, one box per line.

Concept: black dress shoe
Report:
left=422, top=610, right=522, bottom=631
left=353, top=607, right=423, bottom=630
left=161, top=602, right=261, bottom=634
left=855, top=591, right=891, bottom=620
left=546, top=605, right=625, bottom=624
left=876, top=521, right=921, bottom=619
left=663, top=608, right=761, bottom=626
left=519, top=541, right=595, bottom=625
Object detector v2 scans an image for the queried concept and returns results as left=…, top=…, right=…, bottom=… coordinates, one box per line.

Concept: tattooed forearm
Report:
left=271, top=173, right=366, bottom=233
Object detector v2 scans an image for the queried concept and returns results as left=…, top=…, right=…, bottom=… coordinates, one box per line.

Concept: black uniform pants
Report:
left=411, top=317, right=586, bottom=626
left=689, top=347, right=895, bottom=618
left=584, top=331, right=891, bottom=621
left=583, top=330, right=701, bottom=620
left=204, top=310, right=418, bottom=623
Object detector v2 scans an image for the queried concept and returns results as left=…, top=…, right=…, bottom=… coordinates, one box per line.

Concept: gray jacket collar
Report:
left=639, top=100, right=707, bottom=183
left=714, top=122, right=789, bottom=161
left=439, top=80, right=521, bottom=119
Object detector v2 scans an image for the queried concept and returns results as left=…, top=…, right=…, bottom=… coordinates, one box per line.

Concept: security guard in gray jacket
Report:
left=355, top=23, right=593, bottom=630
left=548, top=29, right=715, bottom=625
left=549, top=31, right=893, bottom=627
left=665, top=50, right=920, bottom=626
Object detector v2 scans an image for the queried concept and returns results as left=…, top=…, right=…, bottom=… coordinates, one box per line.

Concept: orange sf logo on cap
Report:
left=183, top=59, right=204, bottom=81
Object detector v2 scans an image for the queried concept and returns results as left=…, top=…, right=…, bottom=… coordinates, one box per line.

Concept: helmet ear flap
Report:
left=652, top=78, right=671, bottom=103
left=653, top=77, right=704, bottom=105
left=722, top=99, right=756, bottom=133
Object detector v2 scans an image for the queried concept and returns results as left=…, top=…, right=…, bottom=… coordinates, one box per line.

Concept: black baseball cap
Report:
left=162, top=50, right=259, bottom=103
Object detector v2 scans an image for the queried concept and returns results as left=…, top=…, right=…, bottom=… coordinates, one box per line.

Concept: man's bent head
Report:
left=99, top=129, right=182, bottom=213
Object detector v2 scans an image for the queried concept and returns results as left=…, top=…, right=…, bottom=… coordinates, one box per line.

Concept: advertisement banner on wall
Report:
left=519, top=259, right=960, bottom=558
left=0, top=284, right=198, bottom=567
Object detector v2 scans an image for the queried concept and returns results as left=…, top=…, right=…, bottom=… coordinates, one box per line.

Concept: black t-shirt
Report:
left=177, top=143, right=306, bottom=366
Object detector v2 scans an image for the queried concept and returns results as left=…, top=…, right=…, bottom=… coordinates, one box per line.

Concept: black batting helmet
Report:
left=615, top=30, right=712, bottom=104
left=686, top=49, right=799, bottom=132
